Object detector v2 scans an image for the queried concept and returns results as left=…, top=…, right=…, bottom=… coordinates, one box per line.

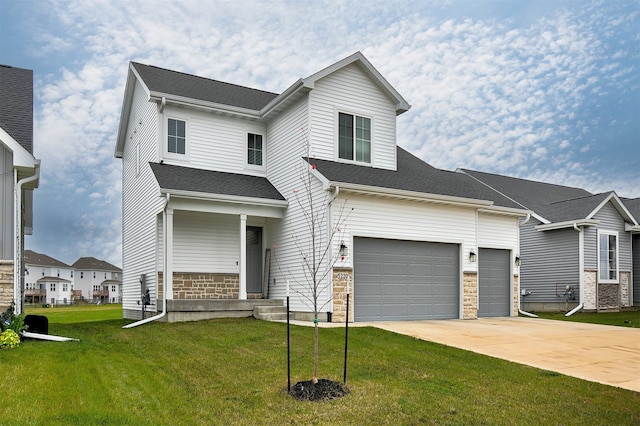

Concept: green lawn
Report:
left=25, top=304, right=123, bottom=323
left=2, top=312, right=638, bottom=425
left=533, top=309, right=640, bottom=328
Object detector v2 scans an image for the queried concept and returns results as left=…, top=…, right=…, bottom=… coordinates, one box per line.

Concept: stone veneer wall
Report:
left=158, top=272, right=240, bottom=300
left=583, top=270, right=597, bottom=310
left=598, top=284, right=620, bottom=310
left=332, top=268, right=353, bottom=323
left=463, top=272, right=477, bottom=319
left=513, top=275, right=519, bottom=316
left=0, top=261, right=13, bottom=312
left=620, top=271, right=631, bottom=307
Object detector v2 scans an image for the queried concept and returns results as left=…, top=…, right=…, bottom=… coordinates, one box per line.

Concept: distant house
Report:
left=0, top=65, right=40, bottom=314
left=115, top=52, right=529, bottom=323
left=459, top=169, right=639, bottom=312
left=24, top=250, right=75, bottom=305
left=71, top=257, right=122, bottom=303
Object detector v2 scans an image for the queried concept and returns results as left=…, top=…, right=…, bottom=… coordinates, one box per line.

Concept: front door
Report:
left=246, top=227, right=263, bottom=294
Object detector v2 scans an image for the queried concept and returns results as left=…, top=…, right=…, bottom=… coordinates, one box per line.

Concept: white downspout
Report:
left=565, top=223, right=584, bottom=316
left=14, top=160, right=40, bottom=314
left=517, top=214, right=538, bottom=318
left=123, top=193, right=170, bottom=328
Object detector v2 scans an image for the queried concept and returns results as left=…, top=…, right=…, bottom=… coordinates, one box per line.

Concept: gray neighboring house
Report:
left=622, top=198, right=640, bottom=307
left=459, top=169, right=638, bottom=313
left=0, top=65, right=41, bottom=314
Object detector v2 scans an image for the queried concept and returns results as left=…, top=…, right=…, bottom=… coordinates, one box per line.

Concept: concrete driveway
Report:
left=368, top=317, right=640, bottom=393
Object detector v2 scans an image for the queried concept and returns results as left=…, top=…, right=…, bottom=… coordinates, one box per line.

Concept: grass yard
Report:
left=534, top=309, right=640, bottom=328
left=25, top=304, right=123, bottom=323
left=2, top=313, right=639, bottom=425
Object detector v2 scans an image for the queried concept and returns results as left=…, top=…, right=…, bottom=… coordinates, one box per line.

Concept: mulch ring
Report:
left=288, top=379, right=350, bottom=402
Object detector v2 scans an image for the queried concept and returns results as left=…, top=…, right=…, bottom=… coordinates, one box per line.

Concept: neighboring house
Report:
left=71, top=257, right=122, bottom=303
left=115, top=52, right=529, bottom=323
left=459, top=169, right=639, bottom=312
left=24, top=250, right=75, bottom=305
left=622, top=198, right=640, bottom=307
left=0, top=65, right=40, bottom=314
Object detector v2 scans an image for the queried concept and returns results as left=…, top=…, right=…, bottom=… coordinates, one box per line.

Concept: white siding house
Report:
left=115, top=52, right=528, bottom=323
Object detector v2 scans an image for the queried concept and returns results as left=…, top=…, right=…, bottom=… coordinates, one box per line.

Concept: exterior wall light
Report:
left=339, top=241, right=349, bottom=259
left=469, top=250, right=477, bottom=263
left=515, top=256, right=522, bottom=267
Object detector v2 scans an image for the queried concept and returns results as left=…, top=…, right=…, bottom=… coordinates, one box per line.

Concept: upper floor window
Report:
left=50, top=283, right=56, bottom=291
left=247, top=133, right=264, bottom=167
left=62, top=283, right=68, bottom=292
left=598, top=230, right=618, bottom=282
left=80, top=272, right=84, bottom=279
left=339, top=112, right=371, bottom=163
left=167, top=118, right=186, bottom=155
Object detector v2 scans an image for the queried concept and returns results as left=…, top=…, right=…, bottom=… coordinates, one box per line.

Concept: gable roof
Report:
left=24, top=250, right=70, bottom=268
left=309, top=147, right=524, bottom=211
left=623, top=198, right=640, bottom=222
left=0, top=65, right=33, bottom=154
left=150, top=162, right=286, bottom=202
left=459, top=169, right=637, bottom=226
left=131, top=62, right=279, bottom=111
left=72, top=257, right=121, bottom=272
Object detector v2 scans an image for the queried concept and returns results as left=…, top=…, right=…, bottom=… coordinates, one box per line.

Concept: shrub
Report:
left=0, top=329, right=20, bottom=349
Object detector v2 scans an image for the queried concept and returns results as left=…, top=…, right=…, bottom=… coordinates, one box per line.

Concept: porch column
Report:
left=239, top=214, right=247, bottom=300
left=165, top=207, right=174, bottom=300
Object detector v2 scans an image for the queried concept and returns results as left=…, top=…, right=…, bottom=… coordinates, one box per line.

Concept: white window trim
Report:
left=335, top=109, right=373, bottom=165
left=163, top=115, right=190, bottom=161
left=244, top=130, right=266, bottom=172
left=597, top=229, right=619, bottom=283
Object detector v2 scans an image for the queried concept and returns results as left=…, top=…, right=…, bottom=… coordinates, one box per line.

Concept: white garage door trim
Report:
left=353, top=237, right=460, bottom=321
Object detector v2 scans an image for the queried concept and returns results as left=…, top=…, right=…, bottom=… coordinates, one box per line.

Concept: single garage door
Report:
left=353, top=237, right=460, bottom=321
left=478, top=248, right=511, bottom=317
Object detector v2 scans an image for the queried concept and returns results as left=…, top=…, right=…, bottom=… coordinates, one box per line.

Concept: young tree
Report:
left=282, top=155, right=352, bottom=384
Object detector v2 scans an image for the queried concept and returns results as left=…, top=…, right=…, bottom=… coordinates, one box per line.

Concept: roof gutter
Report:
left=565, top=223, right=584, bottom=316
left=535, top=219, right=598, bottom=232
left=335, top=182, right=494, bottom=208
left=123, top=193, right=170, bottom=328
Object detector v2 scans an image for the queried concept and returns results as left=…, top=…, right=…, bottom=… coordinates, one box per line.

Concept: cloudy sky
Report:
left=1, top=0, right=638, bottom=267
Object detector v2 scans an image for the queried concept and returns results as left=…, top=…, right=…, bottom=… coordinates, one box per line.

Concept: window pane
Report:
left=339, top=113, right=353, bottom=160
left=168, top=119, right=186, bottom=154
left=355, top=116, right=371, bottom=163
left=247, top=133, right=263, bottom=166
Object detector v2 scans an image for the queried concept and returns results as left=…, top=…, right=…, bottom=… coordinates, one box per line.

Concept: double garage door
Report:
left=353, top=238, right=511, bottom=321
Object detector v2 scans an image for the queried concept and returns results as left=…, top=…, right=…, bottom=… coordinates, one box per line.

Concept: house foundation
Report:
left=0, top=261, right=13, bottom=312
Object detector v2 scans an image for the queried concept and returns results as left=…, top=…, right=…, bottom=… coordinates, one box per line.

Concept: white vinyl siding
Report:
left=121, top=79, right=164, bottom=315
left=160, top=105, right=267, bottom=177
left=172, top=211, right=240, bottom=273
left=308, top=63, right=397, bottom=170
left=477, top=212, right=519, bottom=250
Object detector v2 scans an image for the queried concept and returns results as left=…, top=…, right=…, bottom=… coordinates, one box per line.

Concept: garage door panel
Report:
left=478, top=248, right=510, bottom=317
left=354, top=237, right=460, bottom=321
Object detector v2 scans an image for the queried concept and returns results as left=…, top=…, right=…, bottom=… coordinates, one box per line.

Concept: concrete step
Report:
left=253, top=305, right=288, bottom=321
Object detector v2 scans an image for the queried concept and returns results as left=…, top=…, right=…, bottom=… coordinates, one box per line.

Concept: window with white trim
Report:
left=598, top=230, right=618, bottom=282
left=338, top=112, right=371, bottom=163
left=167, top=118, right=186, bottom=155
left=247, top=132, right=264, bottom=167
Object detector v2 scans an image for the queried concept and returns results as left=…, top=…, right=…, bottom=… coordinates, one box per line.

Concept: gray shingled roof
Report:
left=0, top=65, right=33, bottom=153
left=309, top=148, right=523, bottom=209
left=623, top=198, right=640, bottom=223
left=72, top=257, right=121, bottom=272
left=459, top=169, right=601, bottom=222
left=24, top=250, right=70, bottom=268
left=131, top=62, right=279, bottom=111
left=149, top=162, right=286, bottom=201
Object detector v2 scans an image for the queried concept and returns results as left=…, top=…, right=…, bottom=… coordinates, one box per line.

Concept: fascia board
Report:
left=259, top=79, right=309, bottom=118
left=477, top=206, right=532, bottom=217
left=162, top=188, right=288, bottom=208
left=149, top=93, right=262, bottom=119
left=332, top=182, right=494, bottom=208
left=587, top=192, right=638, bottom=225
left=301, top=51, right=411, bottom=115
left=625, top=223, right=640, bottom=232
left=114, top=65, right=142, bottom=158
left=0, top=126, right=37, bottom=168
left=535, top=219, right=599, bottom=231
